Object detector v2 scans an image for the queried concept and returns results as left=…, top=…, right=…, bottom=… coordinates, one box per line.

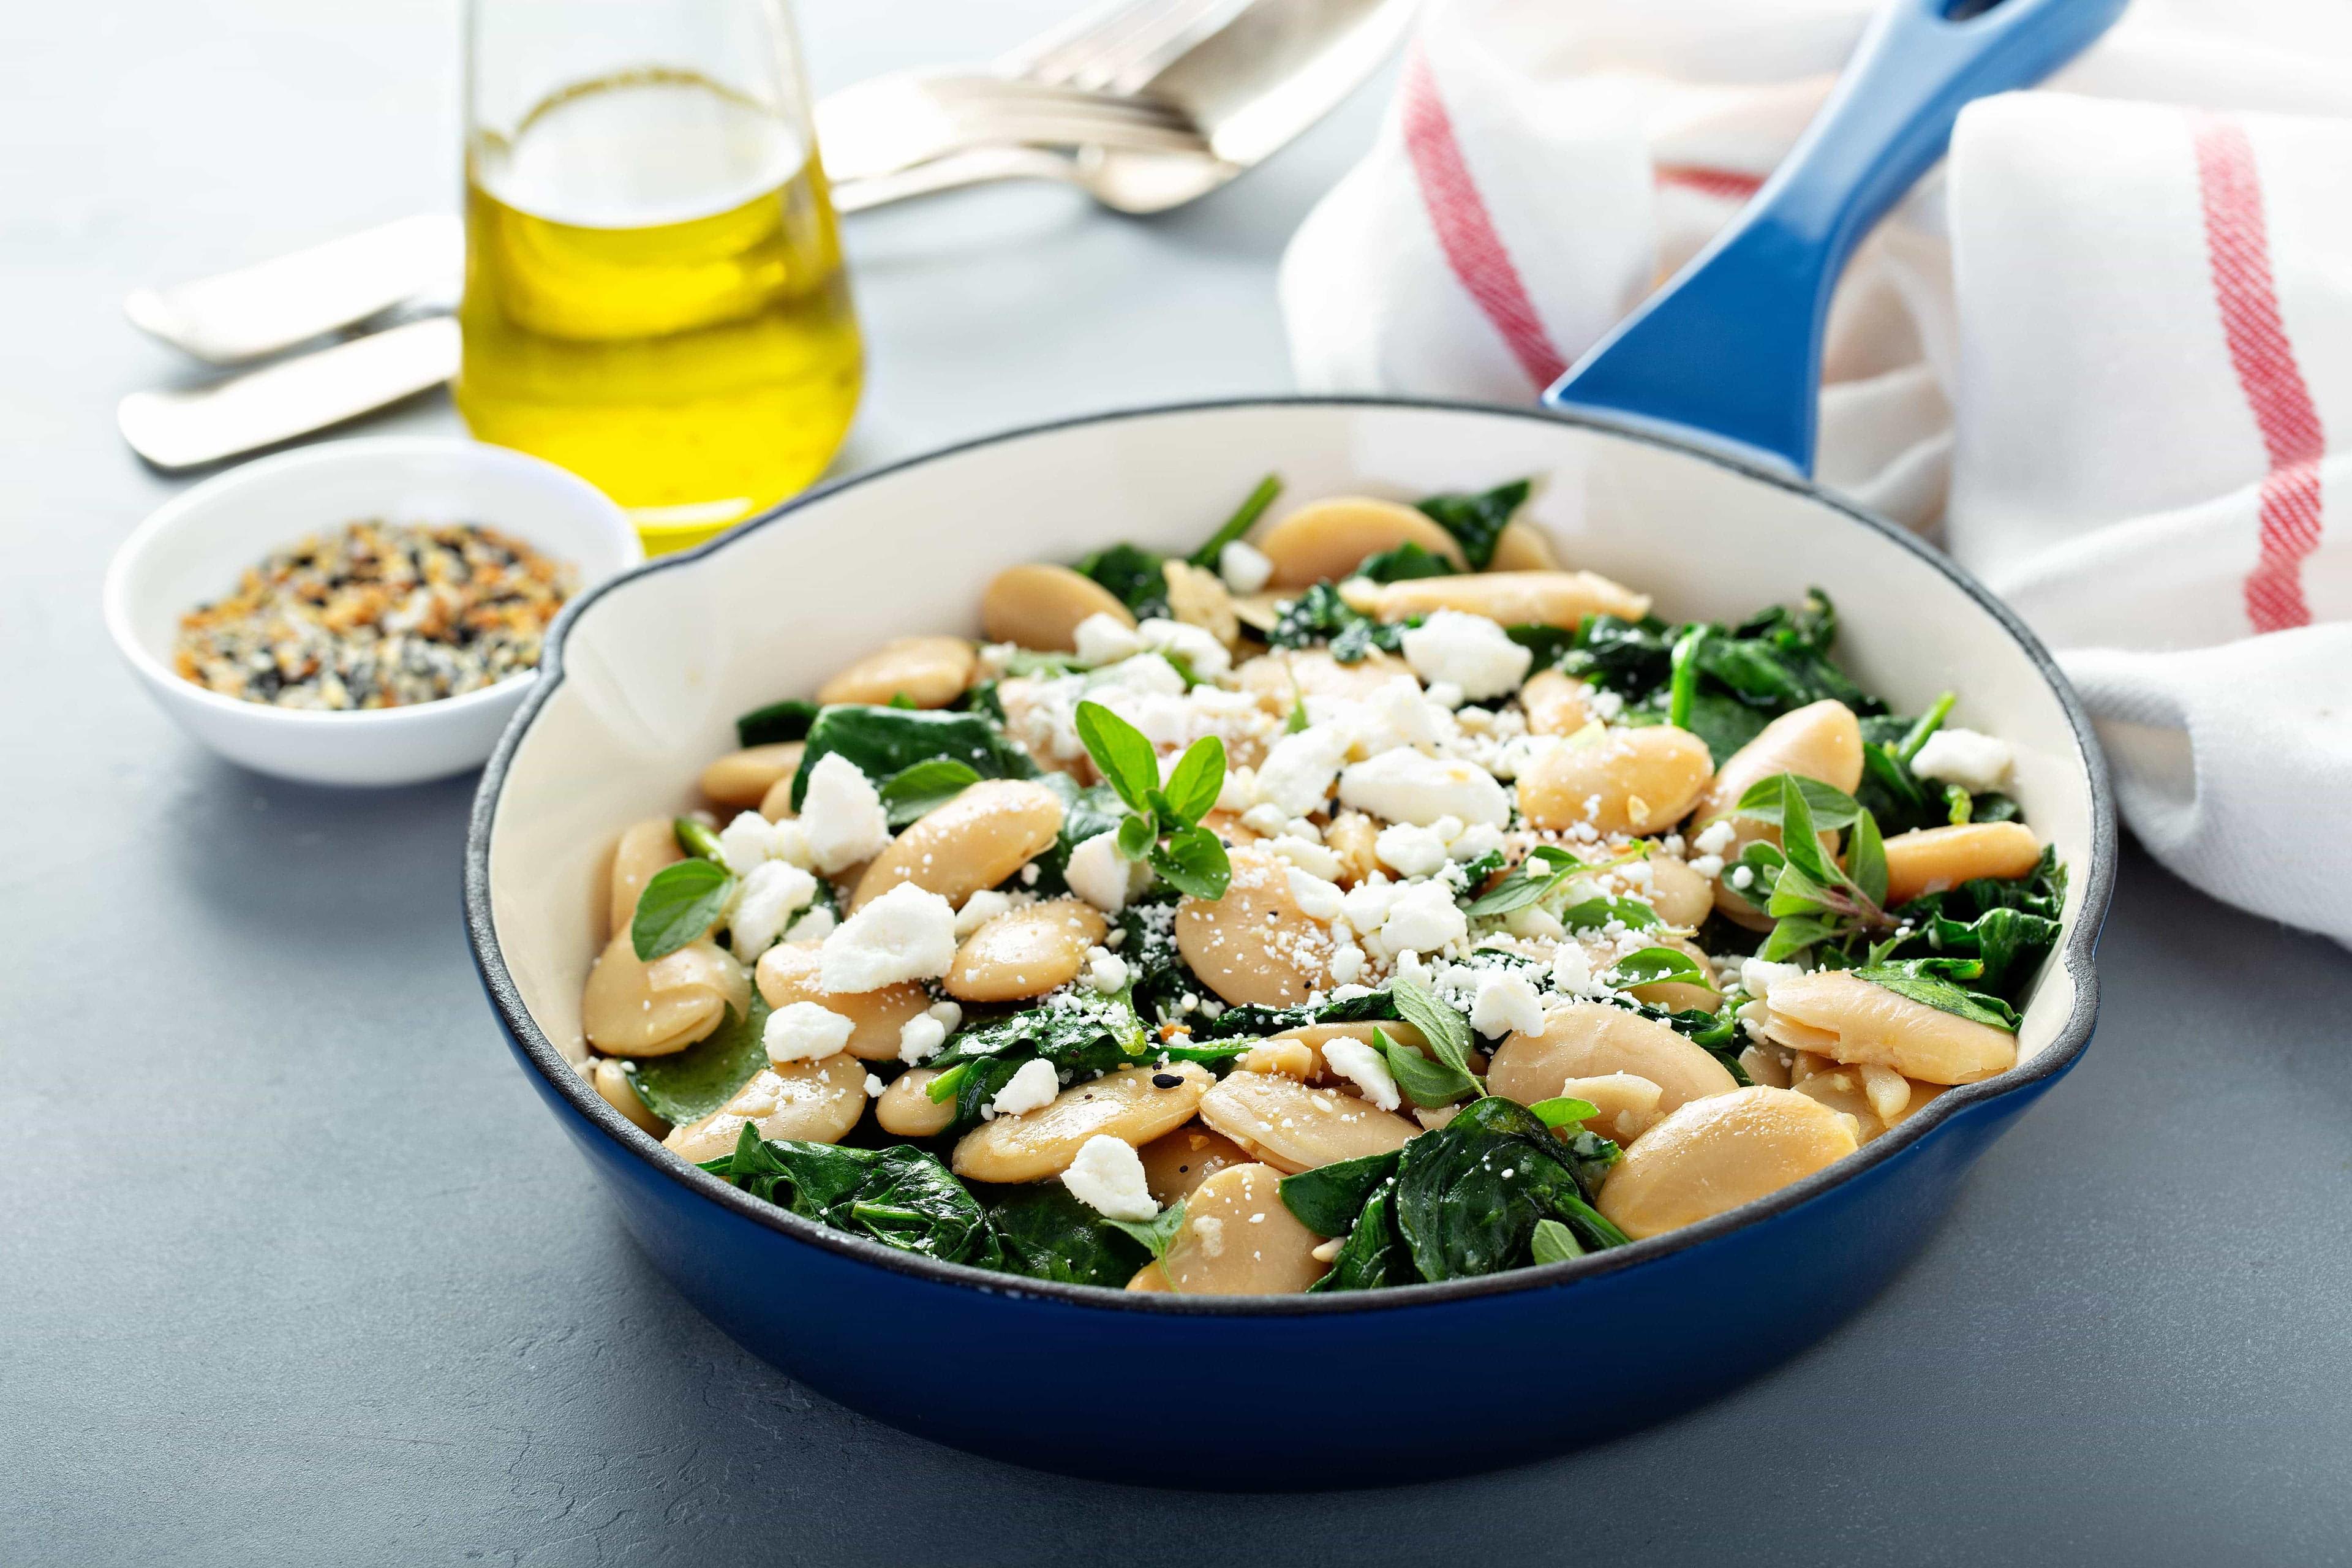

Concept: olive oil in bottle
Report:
left=456, top=68, right=861, bottom=553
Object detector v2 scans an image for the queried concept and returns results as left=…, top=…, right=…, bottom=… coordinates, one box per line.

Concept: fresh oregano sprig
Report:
left=631, top=816, right=734, bottom=960
left=1378, top=975, right=1485, bottom=1109
left=1071, top=699, right=1232, bottom=900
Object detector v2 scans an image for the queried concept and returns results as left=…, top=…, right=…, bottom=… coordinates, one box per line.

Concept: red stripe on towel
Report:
left=1654, top=164, right=1765, bottom=202
left=2192, top=113, right=2324, bottom=633
left=1398, top=42, right=1565, bottom=390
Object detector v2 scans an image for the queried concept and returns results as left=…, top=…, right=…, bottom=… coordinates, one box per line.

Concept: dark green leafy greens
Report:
left=1075, top=543, right=1171, bottom=621
left=1380, top=976, right=1483, bottom=1108
left=734, top=698, right=820, bottom=747
left=790, top=705, right=1036, bottom=809
left=705, top=1126, right=999, bottom=1265
left=1266, top=582, right=1408, bottom=662
left=1357, top=541, right=1461, bottom=582
left=1278, top=1149, right=1402, bottom=1238
left=1414, top=479, right=1531, bottom=571
left=625, top=992, right=773, bottom=1126
left=876, top=758, right=983, bottom=826
left=986, top=1185, right=1149, bottom=1287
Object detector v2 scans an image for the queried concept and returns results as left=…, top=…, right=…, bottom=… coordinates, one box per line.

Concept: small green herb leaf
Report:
left=1389, top=975, right=1477, bottom=1082
left=1107, top=1197, right=1188, bottom=1262
left=1847, top=807, right=1888, bottom=907
left=1530, top=1217, right=1585, bottom=1265
left=876, top=758, right=982, bottom=826
left=1115, top=812, right=1155, bottom=860
left=1381, top=1029, right=1480, bottom=1109
left=1160, top=735, right=1225, bottom=826
left=1735, top=773, right=1865, bottom=833
left=1150, top=824, right=1232, bottom=900
left=1527, top=1096, right=1602, bottom=1129
left=1555, top=895, right=1660, bottom=933
left=1461, top=845, right=1583, bottom=916
left=1605, top=946, right=1709, bottom=991
left=631, top=858, right=736, bottom=960
left=1073, top=700, right=1160, bottom=813
left=1758, top=913, right=1841, bottom=962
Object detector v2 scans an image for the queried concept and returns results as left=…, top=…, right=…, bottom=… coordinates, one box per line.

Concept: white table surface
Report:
left=8, top=2, right=2352, bottom=1563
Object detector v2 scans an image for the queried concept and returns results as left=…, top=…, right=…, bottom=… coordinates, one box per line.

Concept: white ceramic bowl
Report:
left=105, top=437, right=641, bottom=787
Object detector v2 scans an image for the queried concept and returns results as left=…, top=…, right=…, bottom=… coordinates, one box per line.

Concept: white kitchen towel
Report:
left=1280, top=0, right=2352, bottom=944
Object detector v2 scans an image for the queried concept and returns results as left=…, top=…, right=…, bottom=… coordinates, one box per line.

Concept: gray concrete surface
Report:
left=6, top=2, right=2349, bottom=1564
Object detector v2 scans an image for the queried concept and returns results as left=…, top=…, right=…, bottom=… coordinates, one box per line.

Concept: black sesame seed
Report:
left=1152, top=1072, right=1182, bottom=1089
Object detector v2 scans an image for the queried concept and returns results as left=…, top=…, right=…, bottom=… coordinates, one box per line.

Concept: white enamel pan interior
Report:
left=472, top=398, right=2116, bottom=1300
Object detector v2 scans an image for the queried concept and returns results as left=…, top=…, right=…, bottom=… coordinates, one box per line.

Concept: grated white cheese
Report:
left=1059, top=1134, right=1159, bottom=1221
left=763, top=1000, right=854, bottom=1064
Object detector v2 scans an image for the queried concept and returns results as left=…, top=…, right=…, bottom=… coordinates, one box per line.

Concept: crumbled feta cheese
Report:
left=1400, top=611, right=1531, bottom=702
left=1368, top=676, right=1445, bottom=752
left=1217, top=539, right=1274, bottom=595
left=1378, top=880, right=1469, bottom=954
left=1688, top=854, right=1725, bottom=879
left=1190, top=1213, right=1226, bottom=1257
left=717, top=811, right=780, bottom=876
left=1283, top=817, right=1322, bottom=843
left=1064, top=831, right=1133, bottom=914
left=1374, top=823, right=1448, bottom=878
left=729, top=860, right=818, bottom=960
left=1241, top=802, right=1289, bottom=837
left=1446, top=821, right=1505, bottom=862
left=1286, top=867, right=1346, bottom=921
left=1469, top=970, right=1546, bottom=1039
left=954, top=888, right=1014, bottom=937
left=1095, top=652, right=1188, bottom=697
left=1322, top=1038, right=1401, bottom=1111
left=1073, top=612, right=1145, bottom=666
left=897, top=1012, right=948, bottom=1065
left=1256, top=725, right=1351, bottom=820
left=784, top=905, right=835, bottom=946
left=1692, top=819, right=1738, bottom=857
left=1340, top=878, right=1402, bottom=937
left=1266, top=834, right=1343, bottom=881
left=1058, top=1134, right=1158, bottom=1221
left=990, top=1058, right=1062, bottom=1118
left=927, top=1000, right=962, bottom=1033
left=1085, top=947, right=1129, bottom=993
left=1741, top=957, right=1806, bottom=1000
left=1328, top=942, right=1366, bottom=985
left=1730, top=865, right=1756, bottom=891
left=763, top=1000, right=854, bottom=1064
left=1504, top=905, right=1566, bottom=941
left=865, top=1072, right=887, bottom=1097
left=1551, top=944, right=1595, bottom=995
left=1020, top=862, right=1042, bottom=886
left=820, top=883, right=957, bottom=991
left=1911, top=727, right=2015, bottom=794
left=1339, top=750, right=1512, bottom=828
left=799, top=753, right=891, bottom=873
left=1217, top=765, right=1259, bottom=815
left=1137, top=617, right=1232, bottom=679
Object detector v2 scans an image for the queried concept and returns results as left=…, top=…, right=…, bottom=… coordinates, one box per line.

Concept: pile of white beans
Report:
left=575, top=495, right=2054, bottom=1294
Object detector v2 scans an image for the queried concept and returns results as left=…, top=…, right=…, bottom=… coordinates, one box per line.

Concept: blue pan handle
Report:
left=1542, top=0, right=2127, bottom=478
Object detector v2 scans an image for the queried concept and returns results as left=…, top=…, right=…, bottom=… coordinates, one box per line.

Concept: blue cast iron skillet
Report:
left=463, top=0, right=2124, bottom=1485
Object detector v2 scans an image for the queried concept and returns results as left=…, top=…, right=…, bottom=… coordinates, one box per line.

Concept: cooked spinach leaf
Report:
left=705, top=1126, right=1000, bottom=1265
left=1278, top=1148, right=1402, bottom=1238
left=790, top=704, right=1037, bottom=809
left=1267, top=582, right=1408, bottom=660
left=1306, top=1178, right=1414, bottom=1293
left=625, top=991, right=772, bottom=1126
left=1193, top=988, right=1400, bottom=1039
left=1074, top=543, right=1170, bottom=621
left=1390, top=1097, right=1629, bottom=1281
left=1358, top=541, right=1460, bottom=582
left=1114, top=892, right=1199, bottom=1024
left=986, top=1185, right=1148, bottom=1287
left=1414, top=479, right=1530, bottom=570
left=735, top=698, right=820, bottom=747
left=1529, top=1218, right=1583, bottom=1265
